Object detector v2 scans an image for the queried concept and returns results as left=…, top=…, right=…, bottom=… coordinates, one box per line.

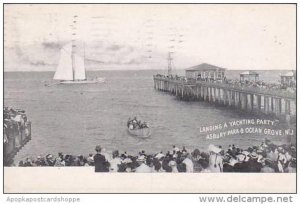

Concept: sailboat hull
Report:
left=59, top=78, right=105, bottom=84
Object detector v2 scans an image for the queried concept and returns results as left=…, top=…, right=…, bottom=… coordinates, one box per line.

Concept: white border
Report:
left=1, top=1, right=299, bottom=203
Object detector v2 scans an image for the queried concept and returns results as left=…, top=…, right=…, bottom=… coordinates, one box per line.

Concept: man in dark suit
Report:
left=94, top=145, right=109, bottom=172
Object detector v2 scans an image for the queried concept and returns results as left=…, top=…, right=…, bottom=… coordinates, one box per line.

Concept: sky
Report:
left=4, top=4, right=296, bottom=71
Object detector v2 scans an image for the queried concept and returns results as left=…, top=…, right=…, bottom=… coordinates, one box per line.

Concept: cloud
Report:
left=42, top=41, right=62, bottom=50
left=5, top=43, right=59, bottom=70
left=124, top=58, right=142, bottom=65
left=106, top=44, right=122, bottom=51
left=5, top=39, right=161, bottom=71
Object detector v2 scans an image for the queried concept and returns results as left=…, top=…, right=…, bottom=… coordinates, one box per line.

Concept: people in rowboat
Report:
left=127, top=117, right=149, bottom=130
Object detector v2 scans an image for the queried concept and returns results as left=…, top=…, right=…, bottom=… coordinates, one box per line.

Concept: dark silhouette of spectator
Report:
left=94, top=145, right=109, bottom=172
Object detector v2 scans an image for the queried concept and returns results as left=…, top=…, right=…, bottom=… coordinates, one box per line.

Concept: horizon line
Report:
left=3, top=68, right=296, bottom=72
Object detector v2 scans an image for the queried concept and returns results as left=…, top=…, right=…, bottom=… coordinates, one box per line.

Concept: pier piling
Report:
left=153, top=75, right=296, bottom=123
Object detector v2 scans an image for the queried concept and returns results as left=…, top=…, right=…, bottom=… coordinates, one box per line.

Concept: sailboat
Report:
left=53, top=42, right=105, bottom=84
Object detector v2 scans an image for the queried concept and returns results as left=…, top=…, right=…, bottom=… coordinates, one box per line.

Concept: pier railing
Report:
left=196, top=81, right=296, bottom=100
left=153, top=75, right=296, bottom=123
left=153, top=76, right=296, bottom=100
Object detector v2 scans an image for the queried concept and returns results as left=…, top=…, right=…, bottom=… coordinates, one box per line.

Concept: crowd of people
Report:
left=127, top=117, right=149, bottom=130
left=154, top=74, right=296, bottom=94
left=4, top=107, right=30, bottom=146
left=17, top=139, right=296, bottom=173
left=154, top=74, right=188, bottom=82
left=194, top=75, right=296, bottom=94
left=223, top=78, right=296, bottom=94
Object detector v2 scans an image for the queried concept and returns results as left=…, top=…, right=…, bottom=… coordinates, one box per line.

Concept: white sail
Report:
left=73, top=53, right=86, bottom=80
left=54, top=43, right=73, bottom=80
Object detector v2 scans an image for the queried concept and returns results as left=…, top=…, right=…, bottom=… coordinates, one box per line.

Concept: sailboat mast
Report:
left=71, top=40, right=75, bottom=81
left=84, top=41, right=86, bottom=79
left=167, top=52, right=173, bottom=76
left=71, top=15, right=78, bottom=81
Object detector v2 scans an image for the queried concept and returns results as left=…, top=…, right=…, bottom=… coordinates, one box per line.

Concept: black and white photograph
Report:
left=2, top=3, right=297, bottom=194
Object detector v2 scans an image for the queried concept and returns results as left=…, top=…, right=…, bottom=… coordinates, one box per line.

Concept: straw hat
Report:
left=250, top=152, right=258, bottom=159
left=56, top=157, right=62, bottom=162
left=236, top=154, right=246, bottom=162
left=257, top=149, right=263, bottom=154
left=155, top=153, right=165, bottom=160
left=229, top=158, right=238, bottom=166
left=208, top=144, right=221, bottom=154
left=168, top=160, right=177, bottom=167
left=137, top=155, right=146, bottom=162
left=174, top=147, right=180, bottom=152
left=87, top=157, right=94, bottom=163
left=123, top=158, right=133, bottom=164
left=242, top=151, right=250, bottom=156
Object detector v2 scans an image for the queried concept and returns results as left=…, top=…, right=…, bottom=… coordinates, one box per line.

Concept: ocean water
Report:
left=4, top=69, right=290, bottom=161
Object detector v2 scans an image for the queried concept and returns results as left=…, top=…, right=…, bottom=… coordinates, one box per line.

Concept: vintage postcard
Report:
left=3, top=3, right=296, bottom=193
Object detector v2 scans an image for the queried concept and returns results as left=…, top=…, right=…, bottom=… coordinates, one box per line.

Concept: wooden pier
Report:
left=153, top=75, right=296, bottom=123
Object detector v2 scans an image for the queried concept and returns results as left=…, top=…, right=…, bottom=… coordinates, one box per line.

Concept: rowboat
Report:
left=127, top=127, right=151, bottom=138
